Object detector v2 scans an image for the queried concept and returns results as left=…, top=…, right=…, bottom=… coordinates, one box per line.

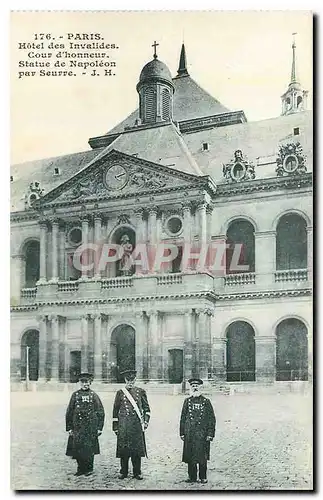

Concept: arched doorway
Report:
left=24, top=240, right=40, bottom=287
left=276, top=318, right=308, bottom=381
left=21, top=330, right=39, bottom=381
left=226, top=321, right=255, bottom=381
left=276, top=214, right=307, bottom=270
left=110, top=324, right=136, bottom=382
left=226, top=219, right=255, bottom=274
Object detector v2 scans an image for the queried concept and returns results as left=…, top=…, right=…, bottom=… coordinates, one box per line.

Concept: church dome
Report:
left=139, top=58, right=173, bottom=86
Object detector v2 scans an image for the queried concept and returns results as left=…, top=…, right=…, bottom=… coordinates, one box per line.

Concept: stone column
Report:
left=197, top=202, right=207, bottom=245
left=212, top=338, right=227, bottom=382
left=255, top=336, right=276, bottom=383
left=135, top=311, right=145, bottom=380
left=62, top=317, right=69, bottom=383
left=254, top=231, right=276, bottom=287
left=134, top=208, right=145, bottom=275
left=38, top=221, right=48, bottom=283
left=206, top=204, right=214, bottom=243
left=38, top=315, right=48, bottom=380
left=93, top=313, right=102, bottom=380
left=94, top=213, right=102, bottom=279
left=148, top=207, right=158, bottom=245
left=148, top=311, right=158, bottom=381
left=195, top=308, right=212, bottom=380
left=51, top=315, right=60, bottom=380
left=183, top=310, right=193, bottom=380
left=182, top=202, right=192, bottom=244
left=81, top=314, right=90, bottom=371
left=50, top=219, right=59, bottom=282
left=59, top=221, right=66, bottom=280
left=307, top=226, right=313, bottom=282
left=101, top=315, right=109, bottom=382
left=81, top=216, right=90, bottom=279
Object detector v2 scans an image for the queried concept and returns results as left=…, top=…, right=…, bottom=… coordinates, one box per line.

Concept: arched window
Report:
left=297, top=96, right=303, bottom=108
left=226, top=219, right=255, bottom=274
left=24, top=240, right=40, bottom=287
left=144, top=88, right=156, bottom=123
left=276, top=214, right=307, bottom=270
left=226, top=321, right=255, bottom=381
left=276, top=318, right=308, bottom=381
left=162, top=88, right=171, bottom=120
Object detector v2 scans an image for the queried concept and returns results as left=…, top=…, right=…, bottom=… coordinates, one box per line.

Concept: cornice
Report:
left=216, top=173, right=312, bottom=197
left=218, top=288, right=312, bottom=301
left=11, top=287, right=311, bottom=312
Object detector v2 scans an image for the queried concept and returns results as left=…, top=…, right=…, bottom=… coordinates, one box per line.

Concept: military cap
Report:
left=78, top=372, right=93, bottom=381
left=188, top=377, right=203, bottom=385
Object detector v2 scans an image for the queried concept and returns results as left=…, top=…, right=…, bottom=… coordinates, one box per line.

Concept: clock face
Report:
left=104, top=165, right=128, bottom=190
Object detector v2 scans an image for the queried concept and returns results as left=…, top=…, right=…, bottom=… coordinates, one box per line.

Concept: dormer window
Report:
left=54, top=167, right=60, bottom=176
left=202, top=142, right=209, bottom=151
left=294, top=127, right=300, bottom=136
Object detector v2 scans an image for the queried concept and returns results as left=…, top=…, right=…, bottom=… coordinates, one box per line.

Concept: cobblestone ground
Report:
left=11, top=390, right=313, bottom=491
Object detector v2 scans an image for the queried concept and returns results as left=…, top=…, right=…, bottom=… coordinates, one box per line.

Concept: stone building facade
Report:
left=10, top=41, right=312, bottom=387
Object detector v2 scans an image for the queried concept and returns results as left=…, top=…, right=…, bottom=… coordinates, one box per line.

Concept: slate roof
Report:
left=184, top=111, right=313, bottom=182
left=105, top=75, right=230, bottom=136
left=10, top=148, right=105, bottom=212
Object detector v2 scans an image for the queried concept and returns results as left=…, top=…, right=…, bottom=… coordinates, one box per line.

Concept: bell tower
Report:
left=136, top=42, right=175, bottom=125
left=281, top=34, right=308, bottom=116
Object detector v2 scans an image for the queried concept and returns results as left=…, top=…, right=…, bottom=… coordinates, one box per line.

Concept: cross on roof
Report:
left=152, top=40, right=159, bottom=59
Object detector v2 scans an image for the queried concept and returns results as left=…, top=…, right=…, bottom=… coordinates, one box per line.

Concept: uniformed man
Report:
left=180, top=378, right=216, bottom=484
left=112, top=369, right=151, bottom=480
left=65, top=372, right=105, bottom=476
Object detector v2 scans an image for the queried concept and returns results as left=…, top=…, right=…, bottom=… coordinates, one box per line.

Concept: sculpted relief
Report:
left=55, top=161, right=177, bottom=203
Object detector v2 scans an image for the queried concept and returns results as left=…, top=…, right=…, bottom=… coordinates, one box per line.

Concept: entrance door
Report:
left=70, top=350, right=81, bottom=383
left=168, top=349, right=183, bottom=383
left=110, top=325, right=136, bottom=382
left=21, top=330, right=39, bottom=381
left=226, top=321, right=255, bottom=382
left=276, top=319, right=308, bottom=381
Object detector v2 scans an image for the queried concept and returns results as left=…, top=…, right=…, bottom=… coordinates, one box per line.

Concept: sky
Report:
left=10, top=10, right=313, bottom=165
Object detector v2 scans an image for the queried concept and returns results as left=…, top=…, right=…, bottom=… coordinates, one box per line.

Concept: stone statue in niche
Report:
left=118, top=234, right=134, bottom=276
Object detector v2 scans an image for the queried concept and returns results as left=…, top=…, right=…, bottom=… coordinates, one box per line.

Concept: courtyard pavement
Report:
left=11, top=389, right=313, bottom=491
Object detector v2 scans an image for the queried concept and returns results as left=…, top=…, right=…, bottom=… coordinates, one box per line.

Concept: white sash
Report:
left=122, top=387, right=145, bottom=432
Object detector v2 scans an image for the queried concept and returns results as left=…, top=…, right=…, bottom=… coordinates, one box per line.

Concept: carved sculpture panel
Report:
left=223, top=150, right=255, bottom=183
left=276, top=142, right=307, bottom=177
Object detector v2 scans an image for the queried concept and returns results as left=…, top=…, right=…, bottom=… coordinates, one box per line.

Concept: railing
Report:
left=57, top=281, right=79, bottom=292
left=20, top=287, right=36, bottom=299
left=157, top=274, right=183, bottom=286
left=275, top=269, right=308, bottom=282
left=101, top=277, right=133, bottom=289
left=224, top=272, right=256, bottom=286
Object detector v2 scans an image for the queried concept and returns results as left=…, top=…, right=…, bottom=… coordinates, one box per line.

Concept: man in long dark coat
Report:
left=180, top=378, right=216, bottom=484
left=66, top=373, right=105, bottom=476
left=112, top=369, right=151, bottom=480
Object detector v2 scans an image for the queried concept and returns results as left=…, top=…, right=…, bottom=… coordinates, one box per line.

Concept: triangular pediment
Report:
left=38, top=150, right=205, bottom=206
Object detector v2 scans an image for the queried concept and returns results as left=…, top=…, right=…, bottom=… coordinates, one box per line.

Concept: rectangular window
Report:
left=54, top=167, right=60, bottom=175
left=294, top=127, right=300, bottom=136
left=202, top=142, right=209, bottom=151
